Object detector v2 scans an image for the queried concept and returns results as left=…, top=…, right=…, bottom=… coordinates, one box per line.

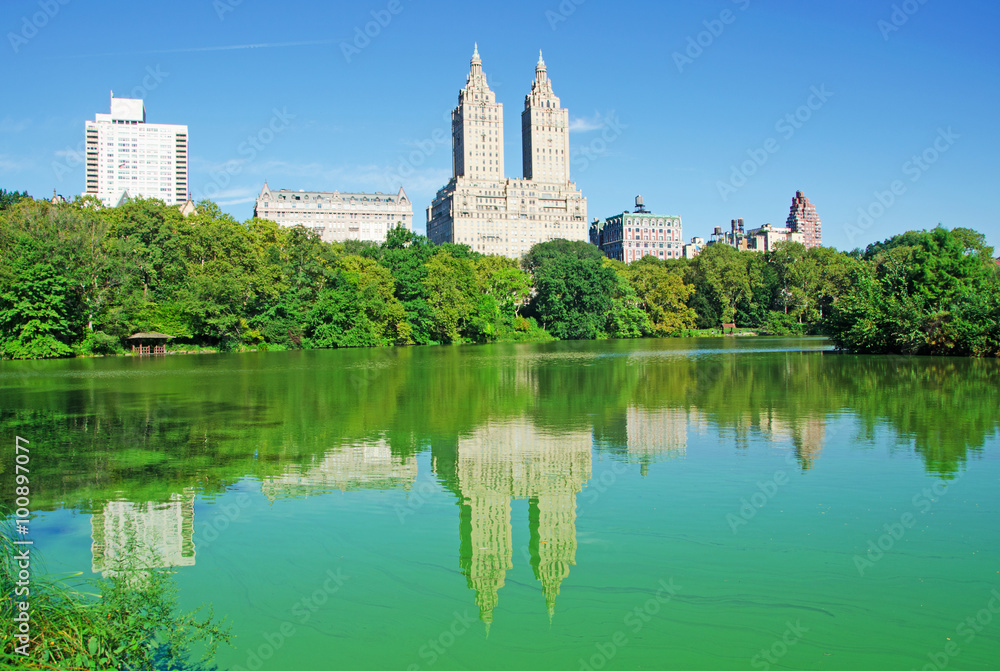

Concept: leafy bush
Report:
left=78, top=330, right=121, bottom=356
left=0, top=522, right=231, bottom=670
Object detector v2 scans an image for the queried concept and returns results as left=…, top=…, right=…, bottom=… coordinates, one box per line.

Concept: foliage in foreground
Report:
left=0, top=523, right=231, bottom=670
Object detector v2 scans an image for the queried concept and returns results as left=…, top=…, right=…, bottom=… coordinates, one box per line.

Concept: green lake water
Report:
left=2, top=337, right=999, bottom=670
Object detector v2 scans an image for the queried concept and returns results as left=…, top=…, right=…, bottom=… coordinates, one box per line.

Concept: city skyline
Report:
left=1, top=0, right=997, bottom=251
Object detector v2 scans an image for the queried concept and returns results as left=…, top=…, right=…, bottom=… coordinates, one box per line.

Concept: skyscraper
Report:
left=84, top=94, right=189, bottom=207
left=786, top=190, right=822, bottom=249
left=427, top=47, right=588, bottom=258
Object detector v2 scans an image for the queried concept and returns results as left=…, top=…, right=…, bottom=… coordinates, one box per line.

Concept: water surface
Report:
left=3, top=338, right=998, bottom=670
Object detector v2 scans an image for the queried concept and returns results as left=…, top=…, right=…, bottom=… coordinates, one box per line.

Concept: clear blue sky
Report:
left=2, top=0, right=998, bottom=252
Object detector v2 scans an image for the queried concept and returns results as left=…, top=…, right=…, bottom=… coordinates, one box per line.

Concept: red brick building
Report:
left=786, top=191, right=822, bottom=249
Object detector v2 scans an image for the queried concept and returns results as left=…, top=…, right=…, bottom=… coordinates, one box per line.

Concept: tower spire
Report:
left=470, top=43, right=482, bottom=77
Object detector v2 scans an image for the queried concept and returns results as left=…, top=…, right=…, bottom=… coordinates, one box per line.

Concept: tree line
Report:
left=0, top=193, right=996, bottom=358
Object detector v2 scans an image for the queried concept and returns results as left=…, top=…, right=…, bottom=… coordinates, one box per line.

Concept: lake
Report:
left=2, top=337, right=998, bottom=670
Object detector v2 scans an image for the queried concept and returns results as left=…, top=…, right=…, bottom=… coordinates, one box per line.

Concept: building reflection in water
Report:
left=602, top=406, right=828, bottom=473
left=625, top=407, right=689, bottom=476
left=444, top=418, right=592, bottom=626
left=260, top=439, right=418, bottom=500
left=755, top=411, right=827, bottom=469
left=91, top=489, right=196, bottom=576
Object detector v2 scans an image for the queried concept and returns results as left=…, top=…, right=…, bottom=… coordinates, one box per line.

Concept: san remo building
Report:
left=427, top=46, right=589, bottom=258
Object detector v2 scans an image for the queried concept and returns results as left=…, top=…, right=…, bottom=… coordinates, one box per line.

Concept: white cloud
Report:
left=569, top=113, right=607, bottom=133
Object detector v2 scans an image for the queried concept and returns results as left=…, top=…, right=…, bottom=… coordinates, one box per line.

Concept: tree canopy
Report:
left=0, top=194, right=995, bottom=358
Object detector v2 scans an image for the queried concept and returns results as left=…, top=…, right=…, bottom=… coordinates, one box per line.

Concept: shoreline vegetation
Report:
left=0, top=516, right=231, bottom=670
left=1, top=190, right=997, bottom=360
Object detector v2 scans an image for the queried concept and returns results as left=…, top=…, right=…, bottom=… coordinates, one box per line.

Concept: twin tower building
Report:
left=427, top=46, right=589, bottom=258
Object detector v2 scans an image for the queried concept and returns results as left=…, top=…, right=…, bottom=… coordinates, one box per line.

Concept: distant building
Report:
left=426, top=47, right=588, bottom=259
left=176, top=199, right=198, bottom=217
left=84, top=94, right=188, bottom=207
left=786, top=190, right=822, bottom=248
left=253, top=182, right=412, bottom=244
left=747, top=223, right=805, bottom=251
left=707, top=218, right=804, bottom=252
left=682, top=237, right=705, bottom=259
left=589, top=196, right=683, bottom=262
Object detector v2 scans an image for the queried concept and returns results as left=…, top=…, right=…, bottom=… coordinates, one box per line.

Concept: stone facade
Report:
left=427, top=47, right=588, bottom=259
left=786, top=190, right=822, bottom=248
left=84, top=94, right=188, bottom=207
left=254, top=182, right=412, bottom=244
left=590, top=198, right=684, bottom=262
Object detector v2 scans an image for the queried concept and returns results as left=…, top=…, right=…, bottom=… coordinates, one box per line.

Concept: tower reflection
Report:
left=443, top=418, right=592, bottom=625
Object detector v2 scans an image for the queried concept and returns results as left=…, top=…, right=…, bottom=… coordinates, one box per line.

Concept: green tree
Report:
left=0, top=189, right=29, bottom=210
left=693, top=244, right=756, bottom=324
left=523, top=241, right=616, bottom=340
left=624, top=258, right=697, bottom=335
left=0, top=261, right=75, bottom=359
left=828, top=227, right=1000, bottom=356
left=424, top=251, right=480, bottom=343
left=603, top=259, right=650, bottom=338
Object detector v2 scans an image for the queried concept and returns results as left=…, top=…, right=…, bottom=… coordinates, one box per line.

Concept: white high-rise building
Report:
left=427, top=47, right=588, bottom=259
left=84, top=94, right=188, bottom=207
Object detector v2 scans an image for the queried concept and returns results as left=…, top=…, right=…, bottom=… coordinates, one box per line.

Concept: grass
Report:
left=1, top=517, right=231, bottom=670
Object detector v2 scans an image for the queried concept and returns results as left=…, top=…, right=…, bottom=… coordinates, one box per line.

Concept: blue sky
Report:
left=2, top=0, right=998, bottom=252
